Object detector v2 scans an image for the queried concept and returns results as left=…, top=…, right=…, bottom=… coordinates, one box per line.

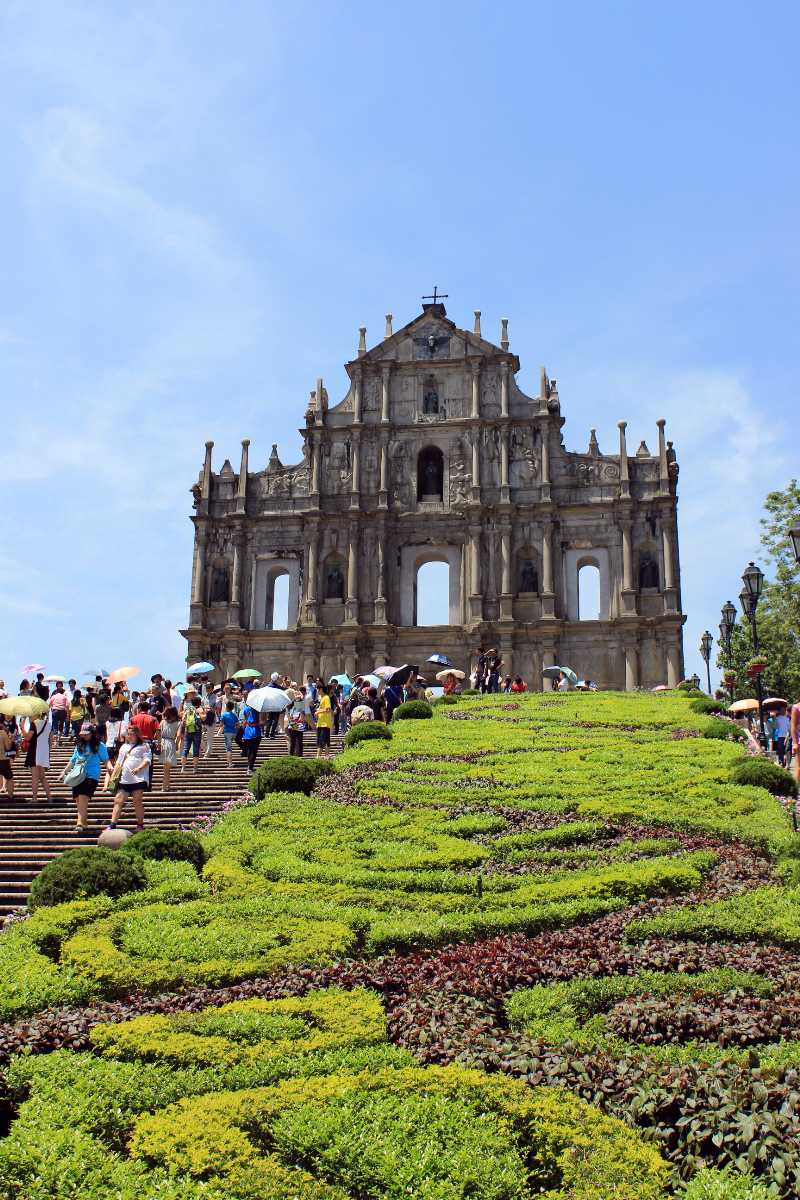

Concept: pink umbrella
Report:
left=20, top=663, right=45, bottom=676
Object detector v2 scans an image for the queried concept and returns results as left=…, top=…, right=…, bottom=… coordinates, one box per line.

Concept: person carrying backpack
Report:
left=179, top=701, right=202, bottom=772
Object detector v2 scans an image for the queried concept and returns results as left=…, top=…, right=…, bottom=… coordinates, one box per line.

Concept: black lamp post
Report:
left=739, top=562, right=767, bottom=750
left=699, top=631, right=713, bottom=695
left=719, top=600, right=737, bottom=702
left=790, top=524, right=800, bottom=565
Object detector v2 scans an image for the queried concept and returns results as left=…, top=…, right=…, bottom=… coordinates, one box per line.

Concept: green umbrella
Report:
left=232, top=668, right=262, bottom=679
left=0, top=695, right=49, bottom=718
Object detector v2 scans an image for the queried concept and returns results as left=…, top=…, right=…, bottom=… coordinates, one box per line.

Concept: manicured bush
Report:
left=460, top=688, right=481, bottom=696
left=431, top=694, right=458, bottom=706
left=28, top=849, right=147, bottom=910
left=392, top=699, right=433, bottom=720
left=123, top=830, right=206, bottom=873
left=733, top=758, right=798, bottom=797
left=249, top=755, right=333, bottom=799
left=344, top=722, right=393, bottom=747
left=702, top=717, right=747, bottom=741
left=691, top=696, right=729, bottom=715
left=683, top=1168, right=772, bottom=1199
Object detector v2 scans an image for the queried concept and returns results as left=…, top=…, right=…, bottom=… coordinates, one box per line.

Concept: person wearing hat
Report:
left=62, top=724, right=108, bottom=832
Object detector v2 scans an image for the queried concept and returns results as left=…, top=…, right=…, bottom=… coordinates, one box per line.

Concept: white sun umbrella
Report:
left=245, top=685, right=292, bottom=713
left=374, top=665, right=399, bottom=680
left=436, top=668, right=465, bottom=682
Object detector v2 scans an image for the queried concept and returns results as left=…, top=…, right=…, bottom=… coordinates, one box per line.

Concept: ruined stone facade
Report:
left=182, top=302, right=685, bottom=688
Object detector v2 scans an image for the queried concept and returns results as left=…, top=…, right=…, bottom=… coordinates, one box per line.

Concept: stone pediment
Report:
left=348, top=305, right=515, bottom=371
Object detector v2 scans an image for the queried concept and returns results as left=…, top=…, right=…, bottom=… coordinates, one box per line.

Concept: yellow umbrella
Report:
left=0, top=696, right=49, bottom=718
left=729, top=698, right=759, bottom=714
left=107, top=666, right=141, bottom=684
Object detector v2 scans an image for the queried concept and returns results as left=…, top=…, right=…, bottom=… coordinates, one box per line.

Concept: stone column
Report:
left=310, top=437, right=320, bottom=497
left=620, top=519, right=636, bottom=616
left=350, top=434, right=361, bottom=510
left=662, top=515, right=677, bottom=612
left=345, top=523, right=359, bottom=624
left=471, top=430, right=480, bottom=490
left=381, top=365, right=391, bottom=423
left=540, top=424, right=551, bottom=502
left=500, top=428, right=509, bottom=502
left=499, top=526, right=513, bottom=620
left=305, top=529, right=319, bottom=625
left=201, top=441, right=214, bottom=508
left=191, top=521, right=207, bottom=606
left=624, top=642, right=639, bottom=691
left=354, top=368, right=362, bottom=424
left=540, top=522, right=556, bottom=619
left=618, top=421, right=630, bottom=498
left=228, top=527, right=245, bottom=627
left=374, top=531, right=387, bottom=624
left=235, top=439, right=249, bottom=514
left=500, top=362, right=509, bottom=417
left=666, top=641, right=680, bottom=687
left=378, top=439, right=388, bottom=509
left=468, top=524, right=483, bottom=622
left=657, top=419, right=669, bottom=494
left=470, top=360, right=481, bottom=418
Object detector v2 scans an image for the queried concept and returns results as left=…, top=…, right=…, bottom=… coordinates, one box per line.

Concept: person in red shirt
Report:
left=130, top=704, right=159, bottom=789
left=510, top=677, right=528, bottom=693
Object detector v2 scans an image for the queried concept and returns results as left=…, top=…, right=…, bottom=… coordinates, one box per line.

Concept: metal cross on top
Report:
left=422, top=286, right=448, bottom=304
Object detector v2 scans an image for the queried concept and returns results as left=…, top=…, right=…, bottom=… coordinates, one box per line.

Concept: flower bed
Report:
left=0, top=690, right=796, bottom=1196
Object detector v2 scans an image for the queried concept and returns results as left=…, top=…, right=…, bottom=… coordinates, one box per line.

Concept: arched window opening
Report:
left=270, top=572, right=289, bottom=630
left=577, top=563, right=601, bottom=620
left=325, top=561, right=346, bottom=601
left=638, top=553, right=659, bottom=590
left=415, top=560, right=449, bottom=626
left=518, top=558, right=538, bottom=594
left=417, top=446, right=444, bottom=501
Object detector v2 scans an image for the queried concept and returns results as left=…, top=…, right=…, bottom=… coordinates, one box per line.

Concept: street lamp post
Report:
left=790, top=524, right=800, bottom=565
left=719, top=600, right=737, bottom=703
left=740, top=561, right=767, bottom=751
left=699, top=631, right=713, bottom=695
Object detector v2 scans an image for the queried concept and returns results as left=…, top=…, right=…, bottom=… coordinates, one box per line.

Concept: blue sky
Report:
left=1, top=1, right=797, bottom=689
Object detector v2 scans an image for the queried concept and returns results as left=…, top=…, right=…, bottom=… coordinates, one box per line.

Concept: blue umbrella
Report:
left=187, top=661, right=216, bottom=675
left=330, top=673, right=352, bottom=687
left=361, top=673, right=382, bottom=690
left=84, top=668, right=109, bottom=678
left=427, top=654, right=452, bottom=666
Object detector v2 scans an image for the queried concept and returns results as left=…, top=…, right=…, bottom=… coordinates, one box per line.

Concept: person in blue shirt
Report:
left=242, top=703, right=263, bottom=772
left=61, top=723, right=109, bottom=833
left=220, top=701, right=239, bottom=767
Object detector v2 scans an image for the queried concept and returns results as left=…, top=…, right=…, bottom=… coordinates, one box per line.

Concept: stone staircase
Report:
left=0, top=729, right=344, bottom=915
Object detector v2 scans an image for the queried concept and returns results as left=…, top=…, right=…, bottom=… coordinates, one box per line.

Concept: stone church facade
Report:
left=183, top=301, right=685, bottom=689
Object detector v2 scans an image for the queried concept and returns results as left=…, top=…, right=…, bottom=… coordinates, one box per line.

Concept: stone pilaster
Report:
left=468, top=523, right=483, bottom=622
left=620, top=518, right=637, bottom=616
left=345, top=522, right=359, bottom=625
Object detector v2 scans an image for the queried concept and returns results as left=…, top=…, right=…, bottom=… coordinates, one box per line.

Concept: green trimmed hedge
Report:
left=28, top=848, right=147, bottom=910
left=392, top=700, right=433, bottom=721
left=123, top=830, right=206, bottom=873
left=344, top=722, right=393, bottom=747
left=733, top=758, right=798, bottom=797
left=249, top=756, right=333, bottom=799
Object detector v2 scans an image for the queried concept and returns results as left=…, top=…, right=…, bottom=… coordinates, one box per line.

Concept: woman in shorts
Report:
left=62, top=723, right=108, bottom=832
left=107, top=726, right=151, bottom=831
left=0, top=717, right=15, bottom=799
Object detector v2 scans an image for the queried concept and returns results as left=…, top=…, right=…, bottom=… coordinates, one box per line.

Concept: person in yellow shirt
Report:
left=68, top=690, right=89, bottom=740
left=315, top=684, right=334, bottom=758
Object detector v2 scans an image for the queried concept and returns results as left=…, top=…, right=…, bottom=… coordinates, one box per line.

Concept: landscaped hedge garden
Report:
left=0, top=690, right=797, bottom=1197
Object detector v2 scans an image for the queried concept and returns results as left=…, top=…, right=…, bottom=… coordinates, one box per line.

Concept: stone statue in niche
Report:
left=362, top=441, right=379, bottom=491
left=481, top=372, right=499, bottom=415
left=363, top=377, right=380, bottom=413
left=519, top=559, right=538, bottom=593
left=639, top=554, right=659, bottom=590
left=509, top=428, right=539, bottom=487
left=210, top=564, right=230, bottom=603
left=326, top=441, right=351, bottom=494
left=483, top=426, right=500, bottom=486
left=448, top=438, right=471, bottom=505
left=326, top=564, right=345, bottom=600
left=422, top=376, right=439, bottom=415
left=390, top=440, right=413, bottom=507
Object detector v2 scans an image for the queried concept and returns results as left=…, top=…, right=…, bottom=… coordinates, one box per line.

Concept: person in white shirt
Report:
left=107, top=727, right=151, bottom=831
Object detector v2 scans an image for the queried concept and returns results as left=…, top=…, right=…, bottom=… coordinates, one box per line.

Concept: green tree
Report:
left=716, top=481, right=800, bottom=701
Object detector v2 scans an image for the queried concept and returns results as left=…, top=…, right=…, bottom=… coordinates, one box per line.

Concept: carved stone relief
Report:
left=509, top=427, right=539, bottom=487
